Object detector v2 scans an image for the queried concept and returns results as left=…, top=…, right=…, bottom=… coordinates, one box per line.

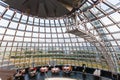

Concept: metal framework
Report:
left=0, top=0, right=120, bottom=73
left=66, top=25, right=117, bottom=72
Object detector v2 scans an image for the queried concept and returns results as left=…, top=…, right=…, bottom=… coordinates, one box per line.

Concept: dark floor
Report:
left=22, top=71, right=112, bottom=80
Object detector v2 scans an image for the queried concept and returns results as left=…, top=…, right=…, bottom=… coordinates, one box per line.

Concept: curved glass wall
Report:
left=0, top=0, right=120, bottom=73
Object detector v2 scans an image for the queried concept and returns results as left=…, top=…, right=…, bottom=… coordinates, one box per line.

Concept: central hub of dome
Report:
left=2, top=0, right=84, bottom=18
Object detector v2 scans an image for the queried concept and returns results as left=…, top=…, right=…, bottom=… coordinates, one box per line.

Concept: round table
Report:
left=21, top=69, right=25, bottom=74
left=29, top=67, right=37, bottom=77
left=62, top=66, right=72, bottom=73
left=29, top=70, right=36, bottom=77
left=40, top=67, right=48, bottom=73
left=51, top=67, right=60, bottom=73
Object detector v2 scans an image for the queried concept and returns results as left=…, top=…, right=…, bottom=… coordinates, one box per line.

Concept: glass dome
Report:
left=0, top=0, right=120, bottom=73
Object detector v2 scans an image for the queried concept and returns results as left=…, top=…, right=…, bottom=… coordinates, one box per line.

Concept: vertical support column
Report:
left=75, top=12, right=79, bottom=29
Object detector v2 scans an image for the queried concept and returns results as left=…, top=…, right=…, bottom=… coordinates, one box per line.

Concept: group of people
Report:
left=14, top=65, right=73, bottom=80
left=14, top=67, right=60, bottom=80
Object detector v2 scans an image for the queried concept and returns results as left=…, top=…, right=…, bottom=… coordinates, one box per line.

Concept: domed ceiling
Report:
left=2, top=0, right=84, bottom=18
left=0, top=0, right=120, bottom=73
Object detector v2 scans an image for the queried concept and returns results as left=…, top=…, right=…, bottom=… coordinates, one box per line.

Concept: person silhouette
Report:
left=82, top=64, right=86, bottom=80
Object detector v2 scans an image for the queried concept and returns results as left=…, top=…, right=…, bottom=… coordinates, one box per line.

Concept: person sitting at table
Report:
left=82, top=64, right=86, bottom=80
